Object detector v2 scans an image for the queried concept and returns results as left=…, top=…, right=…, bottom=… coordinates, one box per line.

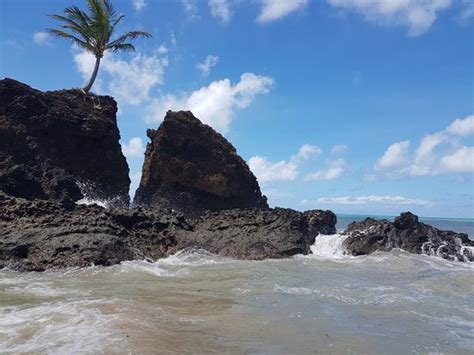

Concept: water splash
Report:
left=309, top=234, right=349, bottom=258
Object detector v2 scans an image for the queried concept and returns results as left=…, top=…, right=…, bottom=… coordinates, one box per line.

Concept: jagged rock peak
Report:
left=134, top=110, right=268, bottom=216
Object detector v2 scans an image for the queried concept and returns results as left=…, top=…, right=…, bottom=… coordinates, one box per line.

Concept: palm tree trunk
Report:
left=83, top=56, right=101, bottom=93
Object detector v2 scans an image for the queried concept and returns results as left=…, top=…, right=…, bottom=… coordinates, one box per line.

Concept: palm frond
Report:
left=107, top=31, right=151, bottom=47
left=107, top=43, right=136, bottom=53
left=46, top=28, right=94, bottom=52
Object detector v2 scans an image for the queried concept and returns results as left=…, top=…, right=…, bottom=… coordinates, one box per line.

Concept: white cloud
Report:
left=33, top=31, right=50, bottom=46
left=257, top=0, right=308, bottom=23
left=181, top=0, right=199, bottom=19
left=122, top=137, right=146, bottom=158
left=249, top=156, right=299, bottom=183
left=445, top=114, right=474, bottom=136
left=250, top=144, right=347, bottom=183
left=209, top=0, right=231, bottom=22
left=375, top=140, right=410, bottom=170
left=132, top=0, right=146, bottom=11
left=303, top=195, right=432, bottom=207
left=328, top=0, right=452, bottom=36
left=74, top=47, right=168, bottom=105
left=331, top=144, right=347, bottom=154
left=292, top=144, right=322, bottom=162
left=439, top=147, right=474, bottom=173
left=304, top=158, right=346, bottom=181
left=145, top=73, right=273, bottom=133
left=196, top=55, right=219, bottom=76
left=375, top=114, right=474, bottom=177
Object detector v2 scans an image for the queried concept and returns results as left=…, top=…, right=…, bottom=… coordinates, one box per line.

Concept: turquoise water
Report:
left=337, top=214, right=474, bottom=239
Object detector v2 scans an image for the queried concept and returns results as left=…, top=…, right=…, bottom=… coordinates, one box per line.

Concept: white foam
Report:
left=0, top=299, right=123, bottom=353
left=117, top=249, right=228, bottom=278
left=75, top=197, right=108, bottom=208
left=309, top=234, right=349, bottom=259
left=155, top=249, right=227, bottom=267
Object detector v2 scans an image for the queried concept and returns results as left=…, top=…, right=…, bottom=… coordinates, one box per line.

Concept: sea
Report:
left=1, top=215, right=473, bottom=354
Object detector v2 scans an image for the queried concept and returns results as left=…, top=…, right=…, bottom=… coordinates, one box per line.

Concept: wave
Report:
left=309, top=233, right=349, bottom=258
left=0, top=299, right=123, bottom=353
left=118, top=249, right=230, bottom=277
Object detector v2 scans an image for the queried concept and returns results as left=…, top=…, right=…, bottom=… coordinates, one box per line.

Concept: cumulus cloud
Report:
left=257, top=0, right=308, bottom=23
left=122, top=137, right=146, bottom=158
left=73, top=46, right=169, bottom=105
left=132, top=0, right=146, bottom=11
left=304, top=158, right=346, bottom=181
left=249, top=144, right=322, bottom=183
left=249, top=156, right=299, bottom=182
left=303, top=195, right=432, bottom=207
left=446, top=114, right=474, bottom=136
left=327, top=0, right=452, bottom=36
left=375, top=140, right=410, bottom=170
left=196, top=55, right=219, bottom=76
left=292, top=144, right=322, bottom=162
left=33, top=31, right=50, bottom=46
left=248, top=144, right=347, bottom=184
left=375, top=114, right=474, bottom=177
left=145, top=73, right=273, bottom=133
left=439, top=147, right=474, bottom=173
left=209, top=0, right=231, bottom=22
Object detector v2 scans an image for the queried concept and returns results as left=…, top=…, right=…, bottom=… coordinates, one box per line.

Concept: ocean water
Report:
left=0, top=218, right=473, bottom=354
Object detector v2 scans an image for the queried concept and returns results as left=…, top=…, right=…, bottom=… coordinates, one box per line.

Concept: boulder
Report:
left=0, top=78, right=130, bottom=206
left=343, top=212, right=474, bottom=261
left=133, top=111, right=268, bottom=216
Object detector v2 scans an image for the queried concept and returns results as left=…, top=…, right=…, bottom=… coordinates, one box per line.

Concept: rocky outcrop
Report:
left=133, top=111, right=268, bottom=216
left=0, top=78, right=130, bottom=206
left=0, top=193, right=187, bottom=271
left=0, top=193, right=337, bottom=271
left=343, top=212, right=474, bottom=261
left=177, top=208, right=337, bottom=259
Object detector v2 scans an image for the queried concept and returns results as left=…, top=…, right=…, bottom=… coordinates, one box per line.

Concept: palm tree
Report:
left=48, top=0, right=151, bottom=93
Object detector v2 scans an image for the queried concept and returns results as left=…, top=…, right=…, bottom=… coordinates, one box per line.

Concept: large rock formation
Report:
left=134, top=111, right=268, bottom=216
left=0, top=78, right=130, bottom=206
left=343, top=212, right=474, bottom=261
left=0, top=193, right=337, bottom=271
left=177, top=209, right=337, bottom=259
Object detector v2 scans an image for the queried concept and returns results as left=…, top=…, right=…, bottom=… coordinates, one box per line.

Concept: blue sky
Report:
left=1, top=0, right=473, bottom=218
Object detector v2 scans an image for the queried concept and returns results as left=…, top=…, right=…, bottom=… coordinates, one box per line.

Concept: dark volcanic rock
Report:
left=177, top=208, right=337, bottom=260
left=343, top=212, right=474, bottom=261
left=304, top=209, right=337, bottom=235
left=0, top=193, right=188, bottom=271
left=0, top=193, right=337, bottom=271
left=0, top=78, right=130, bottom=206
left=133, top=110, right=268, bottom=216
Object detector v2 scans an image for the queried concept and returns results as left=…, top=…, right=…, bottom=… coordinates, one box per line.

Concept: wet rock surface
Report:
left=0, top=193, right=337, bottom=271
left=133, top=111, right=268, bottom=216
left=177, top=208, right=337, bottom=259
left=0, top=78, right=130, bottom=206
left=343, top=212, right=474, bottom=261
left=0, top=193, right=187, bottom=271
